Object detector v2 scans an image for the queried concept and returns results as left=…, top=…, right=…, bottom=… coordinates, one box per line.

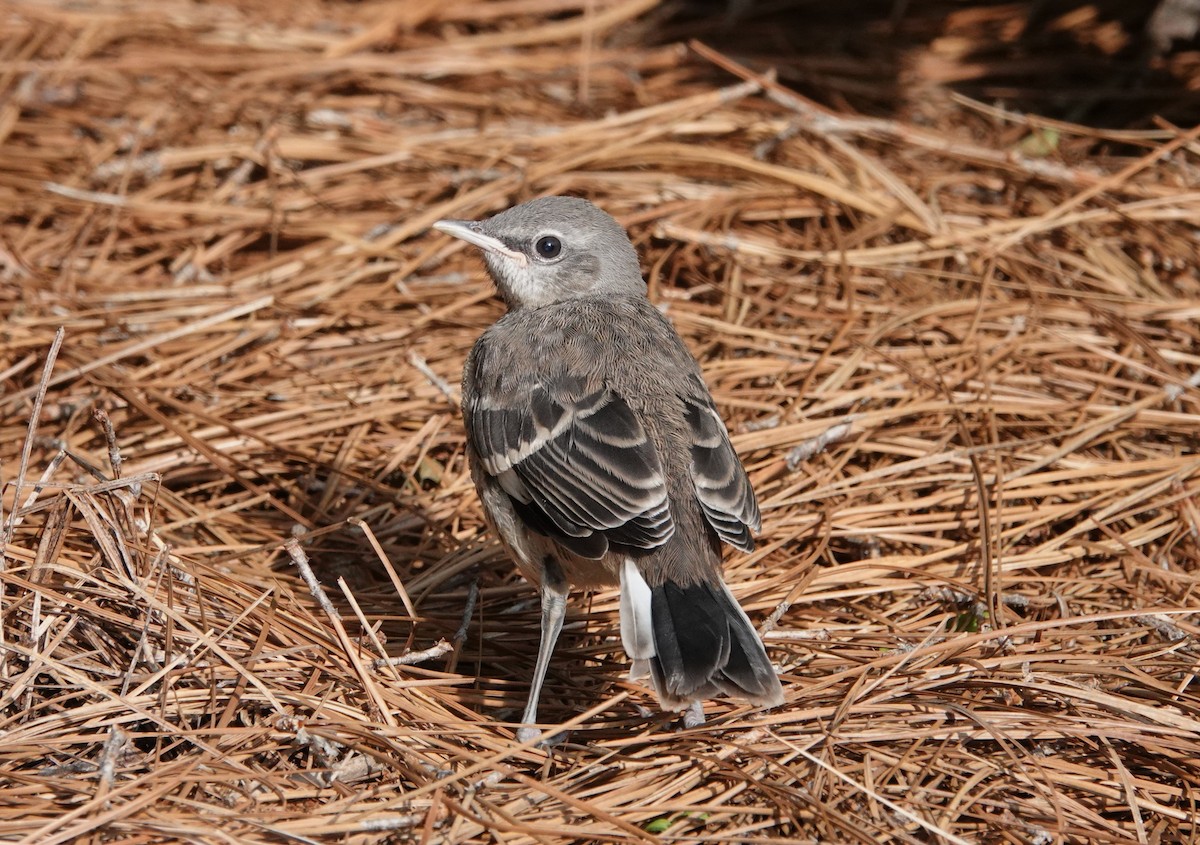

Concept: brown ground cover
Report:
left=2, top=1, right=1199, bottom=841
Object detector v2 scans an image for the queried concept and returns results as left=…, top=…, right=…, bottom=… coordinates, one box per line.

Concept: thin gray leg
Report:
left=517, top=558, right=568, bottom=744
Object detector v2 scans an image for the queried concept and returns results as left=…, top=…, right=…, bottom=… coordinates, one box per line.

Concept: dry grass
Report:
left=2, top=1, right=1200, bottom=842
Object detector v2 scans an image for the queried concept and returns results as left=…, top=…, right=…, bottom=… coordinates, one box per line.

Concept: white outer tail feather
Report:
left=619, top=558, right=655, bottom=676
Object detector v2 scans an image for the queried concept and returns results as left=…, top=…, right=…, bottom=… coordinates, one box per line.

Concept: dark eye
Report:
left=534, top=235, right=562, bottom=259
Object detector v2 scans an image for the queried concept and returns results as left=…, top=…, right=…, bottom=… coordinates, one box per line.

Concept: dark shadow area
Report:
left=663, top=0, right=1200, bottom=127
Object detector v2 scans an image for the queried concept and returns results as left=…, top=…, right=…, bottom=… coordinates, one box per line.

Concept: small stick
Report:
left=95, top=726, right=128, bottom=807
left=786, top=419, right=855, bottom=469
left=442, top=578, right=480, bottom=675
left=285, top=538, right=341, bottom=622
left=370, top=580, right=477, bottom=669
left=408, top=351, right=459, bottom=405
left=92, top=408, right=123, bottom=479
left=373, top=638, right=453, bottom=669
left=454, top=580, right=480, bottom=645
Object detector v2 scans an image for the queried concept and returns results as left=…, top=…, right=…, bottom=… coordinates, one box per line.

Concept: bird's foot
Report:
left=682, top=700, right=706, bottom=729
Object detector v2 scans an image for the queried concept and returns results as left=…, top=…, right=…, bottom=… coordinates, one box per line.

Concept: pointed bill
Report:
left=433, top=219, right=528, bottom=267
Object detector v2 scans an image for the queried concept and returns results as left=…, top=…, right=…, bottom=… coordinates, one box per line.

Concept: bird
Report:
left=433, top=196, right=784, bottom=742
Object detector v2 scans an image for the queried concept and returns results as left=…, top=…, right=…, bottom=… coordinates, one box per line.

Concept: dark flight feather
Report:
left=468, top=379, right=675, bottom=559
left=682, top=388, right=761, bottom=552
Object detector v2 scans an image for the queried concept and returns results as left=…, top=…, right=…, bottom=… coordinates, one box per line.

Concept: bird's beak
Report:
left=433, top=219, right=528, bottom=268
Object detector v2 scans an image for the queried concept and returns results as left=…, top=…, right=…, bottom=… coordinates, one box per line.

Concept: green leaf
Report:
left=645, top=817, right=673, bottom=833
left=949, top=609, right=981, bottom=633
left=1016, top=128, right=1060, bottom=157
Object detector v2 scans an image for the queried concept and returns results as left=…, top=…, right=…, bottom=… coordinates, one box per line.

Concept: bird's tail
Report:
left=620, top=559, right=784, bottom=711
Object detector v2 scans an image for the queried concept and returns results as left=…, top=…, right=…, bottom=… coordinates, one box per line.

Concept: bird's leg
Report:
left=683, top=700, right=706, bottom=729
left=516, top=557, right=568, bottom=744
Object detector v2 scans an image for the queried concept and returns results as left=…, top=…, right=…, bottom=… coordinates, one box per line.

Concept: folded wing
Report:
left=682, top=382, right=761, bottom=552
left=468, top=380, right=674, bottom=559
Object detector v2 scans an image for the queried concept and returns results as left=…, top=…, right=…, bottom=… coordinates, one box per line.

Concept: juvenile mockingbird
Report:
left=434, top=196, right=784, bottom=741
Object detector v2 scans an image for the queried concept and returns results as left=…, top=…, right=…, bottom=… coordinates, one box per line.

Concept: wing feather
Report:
left=468, top=377, right=674, bottom=559
left=682, top=390, right=760, bottom=552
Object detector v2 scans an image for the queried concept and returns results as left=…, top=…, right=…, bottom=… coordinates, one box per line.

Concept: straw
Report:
left=1, top=1, right=1198, bottom=842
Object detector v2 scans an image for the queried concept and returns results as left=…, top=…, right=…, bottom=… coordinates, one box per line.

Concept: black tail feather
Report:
left=649, top=580, right=784, bottom=710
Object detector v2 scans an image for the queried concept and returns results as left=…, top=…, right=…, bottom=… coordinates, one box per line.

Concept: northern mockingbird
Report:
left=434, top=196, right=784, bottom=742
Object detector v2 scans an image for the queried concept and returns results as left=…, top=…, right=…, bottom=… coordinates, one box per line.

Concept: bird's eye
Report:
left=534, top=235, right=562, bottom=260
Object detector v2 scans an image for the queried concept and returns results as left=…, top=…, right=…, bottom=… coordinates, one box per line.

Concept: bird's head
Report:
left=433, top=196, right=646, bottom=309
